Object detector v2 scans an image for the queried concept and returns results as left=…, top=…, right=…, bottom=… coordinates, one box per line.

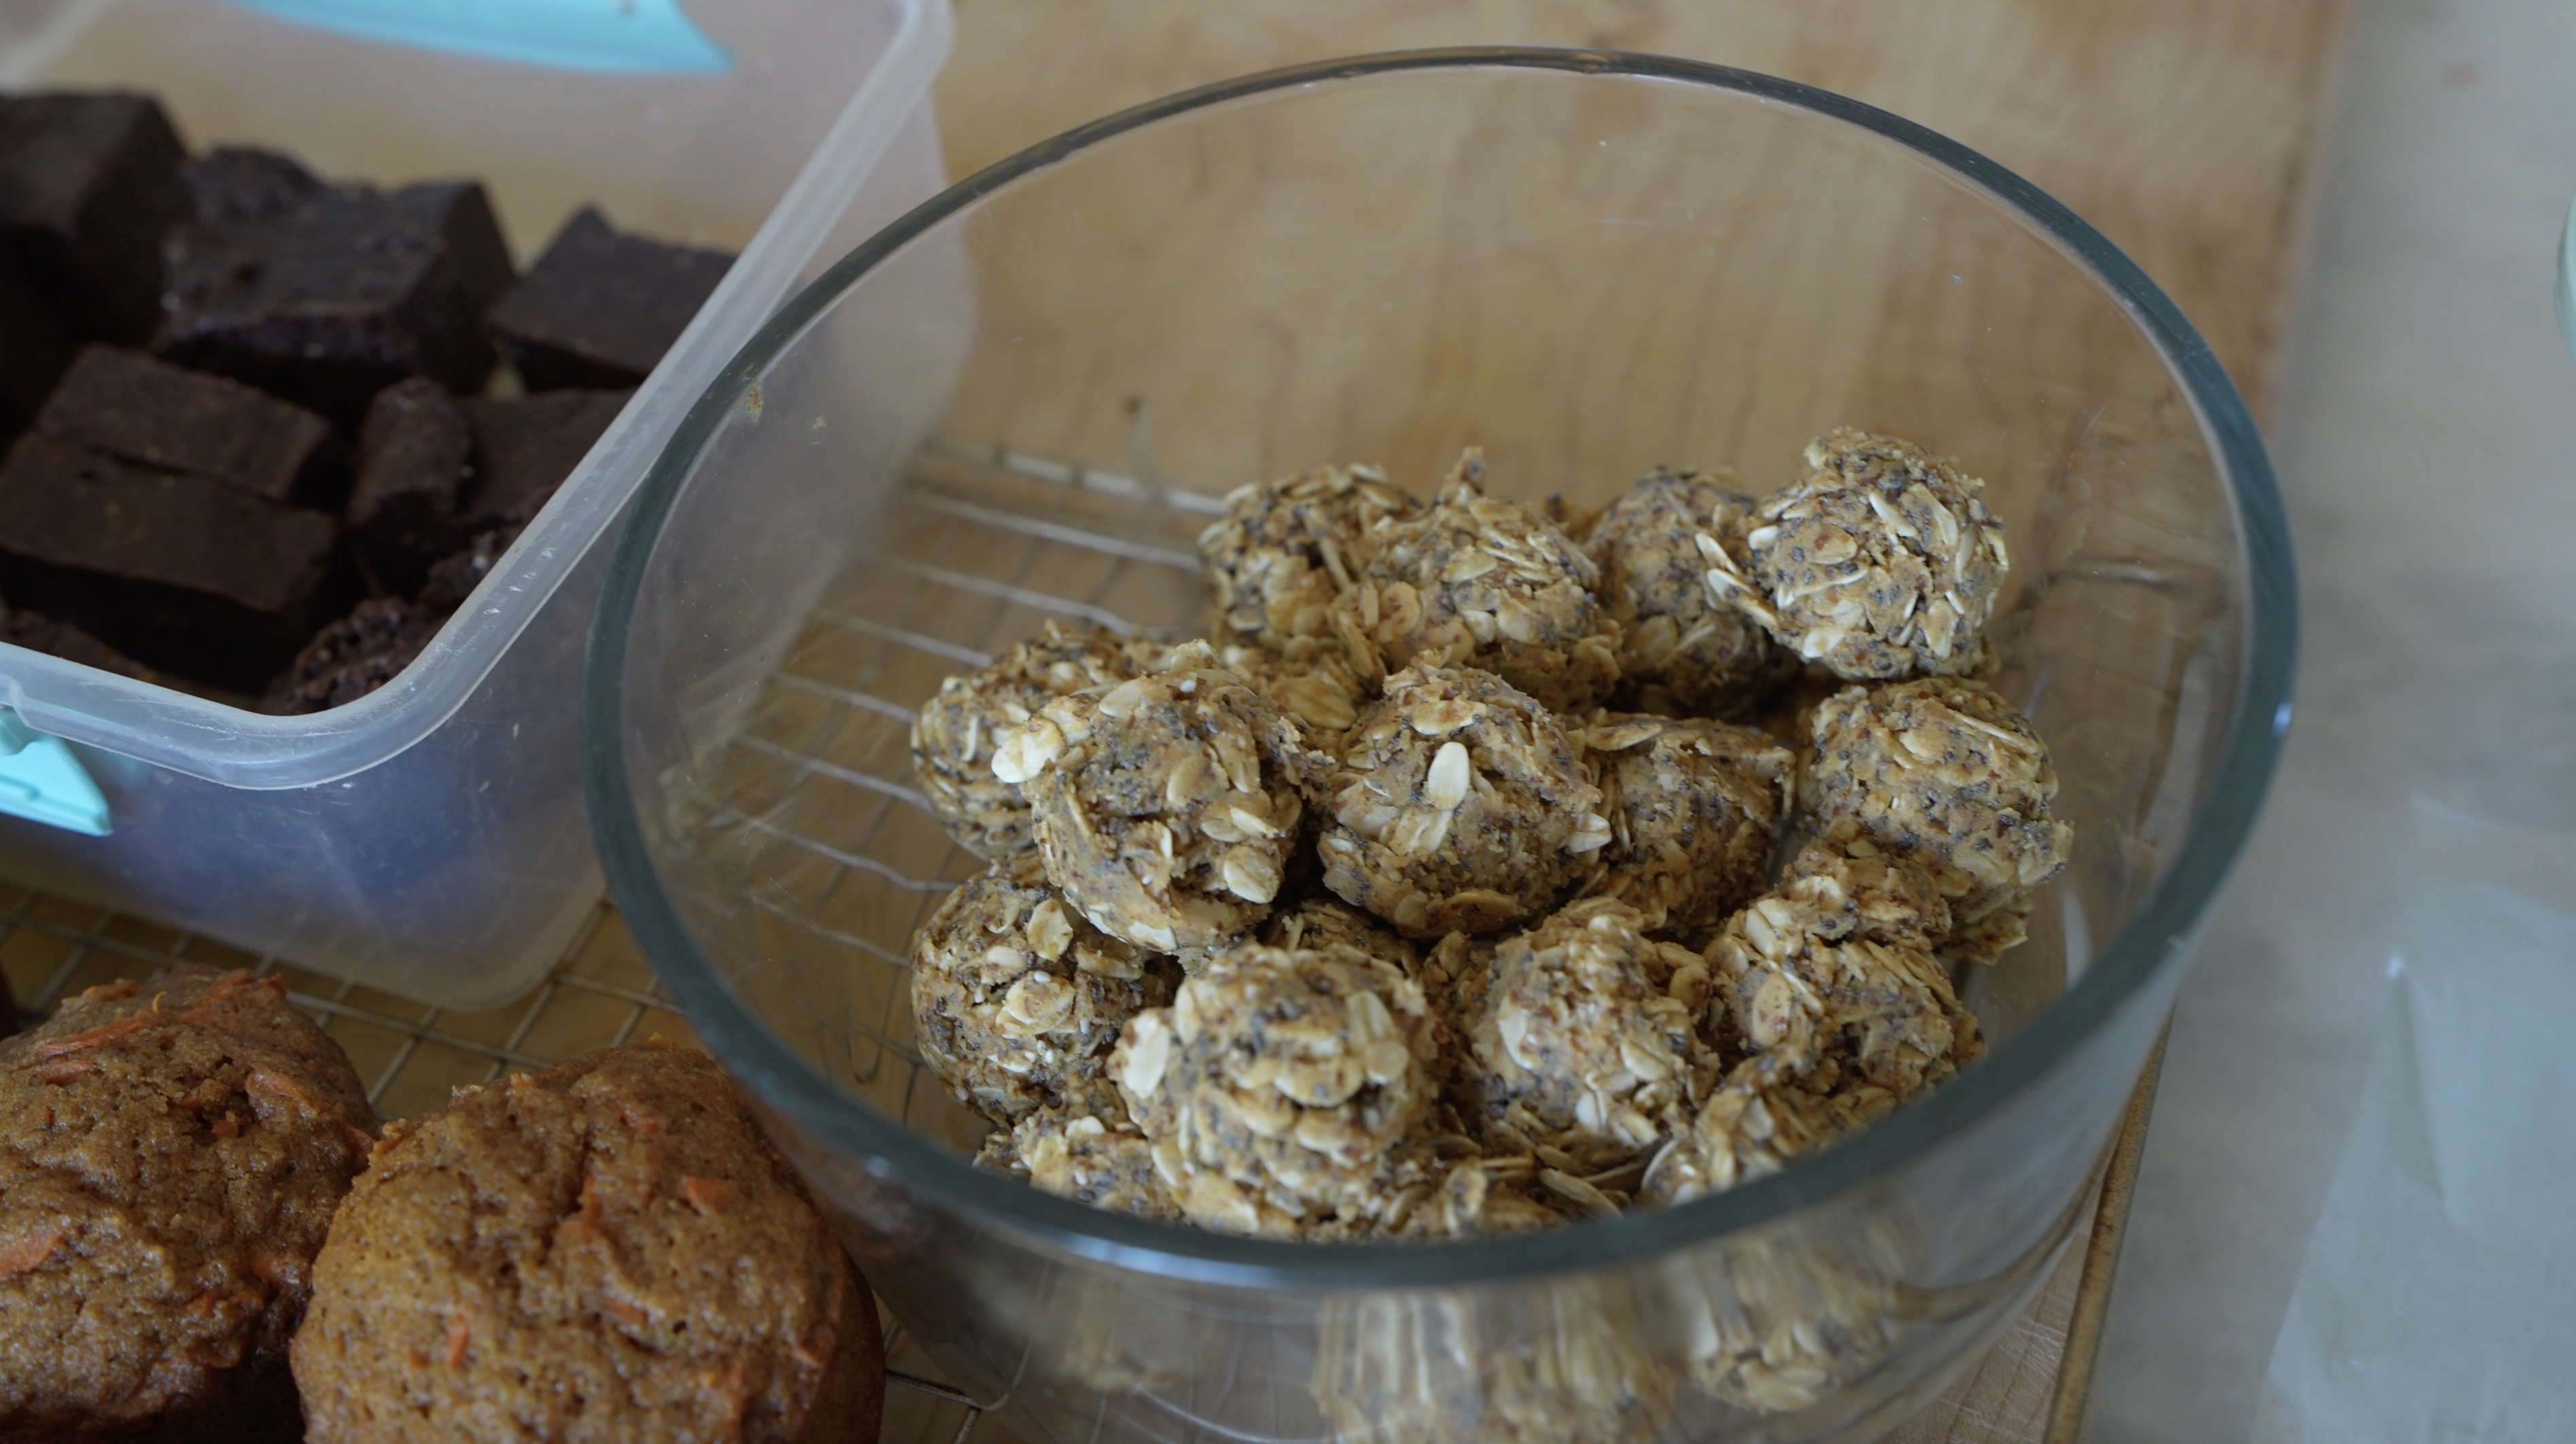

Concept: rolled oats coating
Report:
left=1220, top=640, right=1370, bottom=754
left=1703, top=869, right=1981, bottom=1099
left=1333, top=453, right=1623, bottom=713
left=1800, top=676, right=2073, bottom=906
left=1111, top=944, right=1445, bottom=1237
left=1314, top=1288, right=1677, bottom=1444
left=1000, top=646, right=1326, bottom=953
left=1259, top=893, right=1421, bottom=976
left=1704, top=428, right=2008, bottom=679
left=1200, top=463, right=1421, bottom=649
left=1584, top=466, right=1790, bottom=715
left=975, top=1080, right=1183, bottom=1222
left=911, top=854, right=1180, bottom=1122
left=1456, top=899, right=1713, bottom=1173
left=1578, top=714, right=1794, bottom=935
left=911, top=621, right=1160, bottom=859
left=1639, top=1054, right=1890, bottom=1206
left=1317, top=665, right=1611, bottom=939
left=1660, top=1235, right=1904, bottom=1415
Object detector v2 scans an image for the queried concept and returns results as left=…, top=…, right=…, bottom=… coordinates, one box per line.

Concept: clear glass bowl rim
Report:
left=583, top=46, right=2299, bottom=1292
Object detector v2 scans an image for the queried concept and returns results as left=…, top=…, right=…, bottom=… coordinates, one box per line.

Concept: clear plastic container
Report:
left=591, top=50, right=2295, bottom=1444
left=0, top=0, right=953, bottom=1007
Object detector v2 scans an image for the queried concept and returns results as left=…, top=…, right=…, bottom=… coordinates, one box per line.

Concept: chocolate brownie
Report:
left=344, top=379, right=471, bottom=594
left=459, top=388, right=628, bottom=528
left=156, top=176, right=515, bottom=426
left=178, top=146, right=321, bottom=226
left=37, top=346, right=336, bottom=506
left=413, top=521, right=522, bottom=613
left=0, top=601, right=159, bottom=683
left=0, top=433, right=345, bottom=688
left=293, top=1043, right=884, bottom=1444
left=258, top=598, right=440, bottom=715
left=0, top=92, right=189, bottom=342
left=485, top=207, right=733, bottom=392
left=0, top=247, right=68, bottom=444
left=0, top=966, right=377, bottom=1442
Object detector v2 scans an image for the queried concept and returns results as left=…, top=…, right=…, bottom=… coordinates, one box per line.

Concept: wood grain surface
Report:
left=928, top=7, right=2346, bottom=1442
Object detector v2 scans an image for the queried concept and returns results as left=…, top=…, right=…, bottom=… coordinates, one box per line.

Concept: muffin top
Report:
left=292, top=1042, right=880, bottom=1444
left=0, top=965, right=377, bottom=1443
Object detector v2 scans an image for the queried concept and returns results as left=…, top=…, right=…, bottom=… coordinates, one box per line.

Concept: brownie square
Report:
left=37, top=345, right=336, bottom=506
left=0, top=92, right=189, bottom=343
left=0, top=433, right=344, bottom=687
left=485, top=206, right=733, bottom=392
left=156, top=177, right=515, bottom=426
left=0, top=247, right=67, bottom=443
left=459, top=388, right=629, bottom=528
left=345, top=377, right=472, bottom=595
left=180, top=145, right=322, bottom=225
left=0, top=602, right=158, bottom=683
left=259, top=596, right=440, bottom=715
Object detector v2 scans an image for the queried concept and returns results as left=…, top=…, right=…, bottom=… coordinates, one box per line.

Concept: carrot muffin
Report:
left=0, top=965, right=377, bottom=1443
left=292, top=1042, right=883, bottom=1444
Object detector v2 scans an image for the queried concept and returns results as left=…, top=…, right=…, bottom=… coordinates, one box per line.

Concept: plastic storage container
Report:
left=0, top=0, right=952, bottom=1007
left=589, top=50, right=2294, bottom=1444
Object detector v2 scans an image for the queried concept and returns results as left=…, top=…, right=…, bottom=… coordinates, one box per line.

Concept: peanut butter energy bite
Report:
left=1111, top=943, right=1444, bottom=1237
left=996, top=645, right=1325, bottom=952
left=1200, top=462, right=1421, bottom=649
left=1219, top=640, right=1369, bottom=753
left=911, top=853, right=1181, bottom=1123
left=1315, top=1287, right=1677, bottom=1444
left=912, top=620, right=1162, bottom=859
left=1584, top=466, right=1790, bottom=715
left=1258, top=893, right=1422, bottom=974
left=1334, top=452, right=1623, bottom=713
left=1798, top=676, right=2073, bottom=946
left=0, top=966, right=377, bottom=1444
left=292, top=1044, right=882, bottom=1444
left=975, top=1080, right=1184, bottom=1223
left=1454, top=899, right=1710, bottom=1175
left=1317, top=664, right=1612, bottom=939
left=1578, top=713, right=1794, bottom=935
left=1705, top=428, right=2008, bottom=679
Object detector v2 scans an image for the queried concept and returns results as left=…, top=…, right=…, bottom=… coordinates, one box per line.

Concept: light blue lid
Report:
left=0, top=708, right=110, bottom=837
left=219, top=0, right=730, bottom=74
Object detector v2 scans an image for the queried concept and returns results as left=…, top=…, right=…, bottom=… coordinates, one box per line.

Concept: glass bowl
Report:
left=585, top=48, right=2295, bottom=1444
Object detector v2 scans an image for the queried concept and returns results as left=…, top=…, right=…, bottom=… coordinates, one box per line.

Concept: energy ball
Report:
left=1639, top=1052, right=1887, bottom=1206
left=1259, top=893, right=1422, bottom=974
left=996, top=646, right=1325, bottom=952
left=911, top=853, right=1180, bottom=1123
left=1704, top=428, right=2008, bottom=679
left=1318, top=665, right=1612, bottom=939
left=1219, top=640, right=1370, bottom=755
left=911, top=621, right=1162, bottom=860
left=1455, top=899, right=1710, bottom=1173
left=1111, top=944, right=1444, bottom=1237
left=1584, top=466, right=1790, bottom=716
left=1333, top=452, right=1623, bottom=713
left=0, top=967, right=376, bottom=1443
left=1314, top=1287, right=1677, bottom=1444
left=1577, top=713, right=1794, bottom=935
left=1200, top=462, right=1421, bottom=649
left=1703, top=867, right=1982, bottom=1101
left=1658, top=1234, right=1902, bottom=1415
left=975, top=1080, right=1183, bottom=1224
left=1799, top=676, right=2073, bottom=923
